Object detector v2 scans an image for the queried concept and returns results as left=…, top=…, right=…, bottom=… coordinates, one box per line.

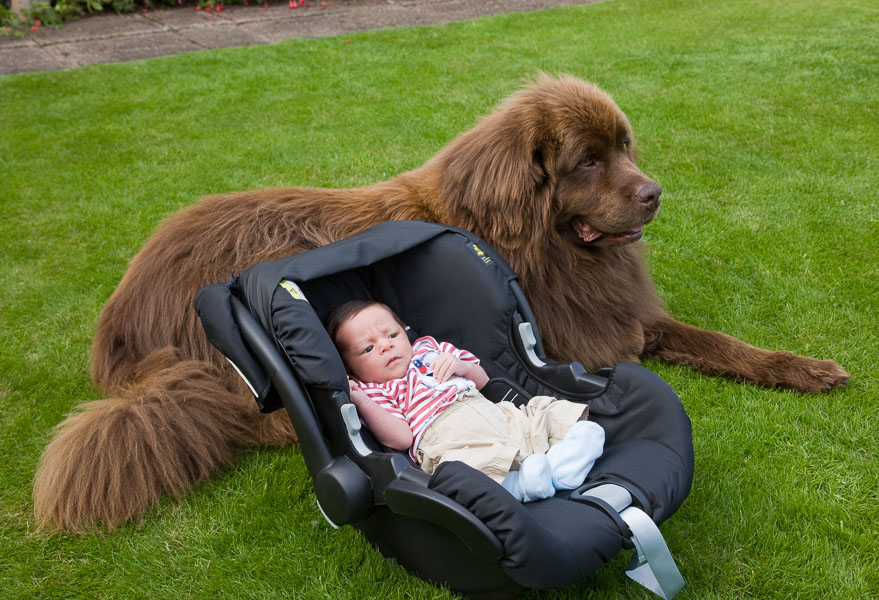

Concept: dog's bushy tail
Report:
left=33, top=348, right=294, bottom=533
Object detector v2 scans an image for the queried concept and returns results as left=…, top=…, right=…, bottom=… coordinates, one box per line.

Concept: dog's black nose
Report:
left=635, top=182, right=662, bottom=210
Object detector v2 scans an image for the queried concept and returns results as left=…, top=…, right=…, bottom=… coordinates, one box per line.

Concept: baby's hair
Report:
left=325, top=299, right=405, bottom=345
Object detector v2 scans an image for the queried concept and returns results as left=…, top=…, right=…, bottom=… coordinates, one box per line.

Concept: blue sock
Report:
left=545, top=420, right=605, bottom=490
left=501, top=454, right=554, bottom=502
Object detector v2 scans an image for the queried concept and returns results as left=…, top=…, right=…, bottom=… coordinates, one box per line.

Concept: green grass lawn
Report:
left=1, top=0, right=877, bottom=597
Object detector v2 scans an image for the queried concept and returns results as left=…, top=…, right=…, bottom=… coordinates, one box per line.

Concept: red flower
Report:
left=34, top=19, right=41, bottom=25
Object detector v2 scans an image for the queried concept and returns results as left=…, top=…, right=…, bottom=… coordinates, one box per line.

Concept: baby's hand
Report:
left=431, top=352, right=466, bottom=383
left=348, top=379, right=368, bottom=405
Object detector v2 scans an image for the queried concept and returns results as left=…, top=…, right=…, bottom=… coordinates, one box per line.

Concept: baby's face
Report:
left=336, top=305, right=413, bottom=383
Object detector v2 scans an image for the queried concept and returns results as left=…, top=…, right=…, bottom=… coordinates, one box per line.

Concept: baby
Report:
left=327, top=300, right=604, bottom=502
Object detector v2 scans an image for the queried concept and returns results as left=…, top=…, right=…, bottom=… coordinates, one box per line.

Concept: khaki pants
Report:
left=415, top=391, right=588, bottom=483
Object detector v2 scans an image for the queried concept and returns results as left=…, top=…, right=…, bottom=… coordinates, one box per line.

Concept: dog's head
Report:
left=440, top=75, right=661, bottom=250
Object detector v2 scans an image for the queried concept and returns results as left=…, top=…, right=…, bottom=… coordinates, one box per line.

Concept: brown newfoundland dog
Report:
left=33, top=75, right=848, bottom=532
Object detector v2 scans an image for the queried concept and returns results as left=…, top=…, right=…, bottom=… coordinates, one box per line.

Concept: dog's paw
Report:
left=780, top=356, right=850, bottom=393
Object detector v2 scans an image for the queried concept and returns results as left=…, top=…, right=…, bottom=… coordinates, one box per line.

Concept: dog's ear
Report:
left=439, top=110, right=557, bottom=249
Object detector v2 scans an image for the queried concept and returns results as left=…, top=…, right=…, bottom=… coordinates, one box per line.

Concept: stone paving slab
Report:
left=49, top=30, right=204, bottom=68
left=145, top=8, right=235, bottom=28
left=212, top=2, right=355, bottom=24
left=179, top=21, right=270, bottom=48
left=31, top=12, right=166, bottom=45
left=0, top=44, right=59, bottom=74
left=1, top=0, right=602, bottom=76
left=234, top=15, right=331, bottom=41
left=0, top=34, right=34, bottom=48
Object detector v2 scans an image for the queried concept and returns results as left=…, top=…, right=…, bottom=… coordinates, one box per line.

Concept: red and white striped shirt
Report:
left=354, top=336, right=480, bottom=459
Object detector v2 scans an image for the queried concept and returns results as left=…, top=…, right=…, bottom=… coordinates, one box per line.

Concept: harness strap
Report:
left=620, top=505, right=686, bottom=599
left=576, top=483, right=685, bottom=599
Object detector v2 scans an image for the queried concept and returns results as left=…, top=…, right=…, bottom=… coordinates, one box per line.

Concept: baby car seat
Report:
left=194, top=220, right=694, bottom=599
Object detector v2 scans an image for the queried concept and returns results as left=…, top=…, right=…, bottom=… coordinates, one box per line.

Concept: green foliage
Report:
left=1, top=0, right=293, bottom=33
left=1, top=0, right=877, bottom=599
left=1, top=0, right=177, bottom=32
left=0, top=1, right=24, bottom=29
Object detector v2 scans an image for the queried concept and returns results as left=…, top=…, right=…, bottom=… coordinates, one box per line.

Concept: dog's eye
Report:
left=579, top=158, right=596, bottom=168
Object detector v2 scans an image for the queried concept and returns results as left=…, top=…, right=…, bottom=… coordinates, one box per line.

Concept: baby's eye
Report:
left=363, top=344, right=374, bottom=354
left=389, top=332, right=398, bottom=339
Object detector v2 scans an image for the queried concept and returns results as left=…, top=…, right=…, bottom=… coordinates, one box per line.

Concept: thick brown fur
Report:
left=33, top=75, right=849, bottom=533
